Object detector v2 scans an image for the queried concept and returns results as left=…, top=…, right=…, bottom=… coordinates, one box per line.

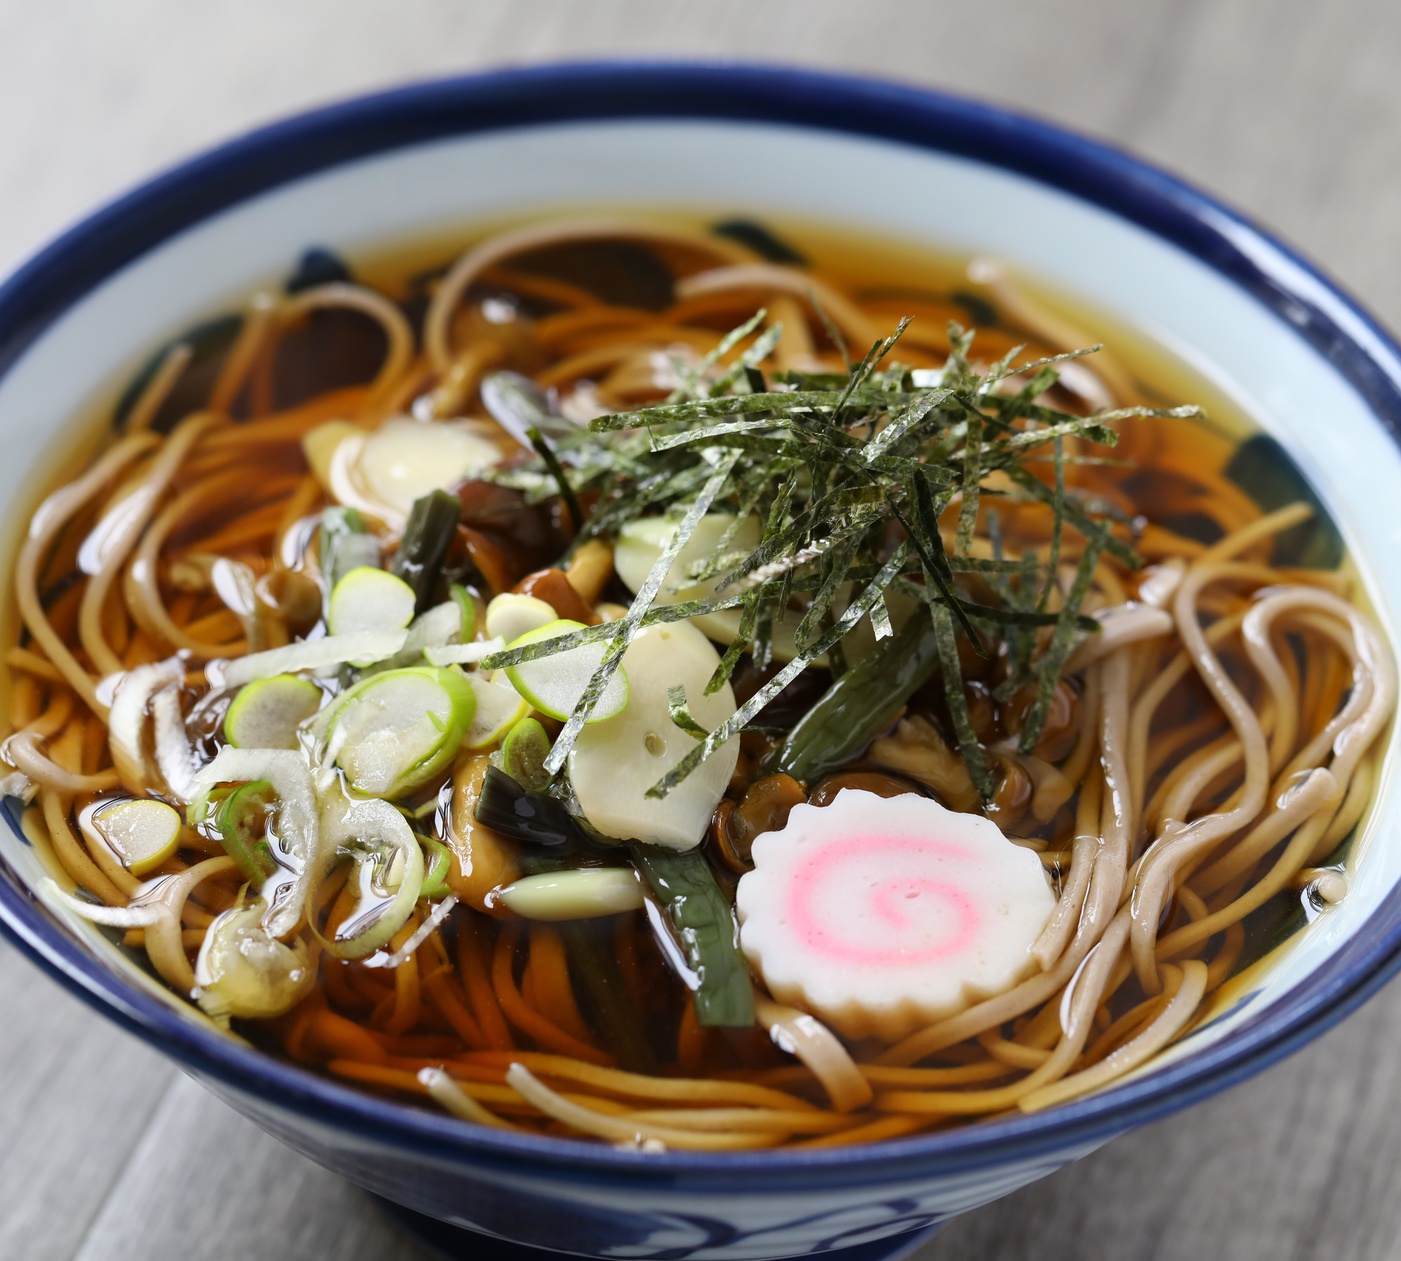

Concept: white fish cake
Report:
left=736, top=788, right=1057, bottom=1041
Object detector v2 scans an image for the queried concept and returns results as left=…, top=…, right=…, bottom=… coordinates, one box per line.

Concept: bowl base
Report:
left=371, top=1196, right=943, bottom=1261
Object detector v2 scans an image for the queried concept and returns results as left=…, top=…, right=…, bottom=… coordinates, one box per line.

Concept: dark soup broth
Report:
left=6, top=213, right=1389, bottom=1148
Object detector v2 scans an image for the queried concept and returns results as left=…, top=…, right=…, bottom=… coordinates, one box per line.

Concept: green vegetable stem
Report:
left=768, top=611, right=943, bottom=786
left=392, top=490, right=462, bottom=613
left=629, top=843, right=755, bottom=1029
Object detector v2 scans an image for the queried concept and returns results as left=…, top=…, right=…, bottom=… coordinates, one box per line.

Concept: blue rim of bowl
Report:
left=3, top=61, right=1401, bottom=1188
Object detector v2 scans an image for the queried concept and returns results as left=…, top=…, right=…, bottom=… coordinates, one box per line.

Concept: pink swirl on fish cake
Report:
left=785, top=834, right=981, bottom=967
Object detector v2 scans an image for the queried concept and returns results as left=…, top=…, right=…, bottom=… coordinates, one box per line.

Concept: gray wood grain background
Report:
left=3, top=2, right=1400, bottom=1257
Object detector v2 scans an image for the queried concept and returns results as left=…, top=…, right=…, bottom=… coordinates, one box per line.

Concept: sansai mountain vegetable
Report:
left=630, top=843, right=755, bottom=1029
left=445, top=753, right=521, bottom=913
left=223, top=674, right=322, bottom=750
left=486, top=323, right=1187, bottom=802
left=391, top=489, right=462, bottom=613
left=474, top=766, right=583, bottom=849
left=769, top=612, right=944, bottom=786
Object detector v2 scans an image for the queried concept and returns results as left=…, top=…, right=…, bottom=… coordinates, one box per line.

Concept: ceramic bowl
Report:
left=2, top=63, right=1401, bottom=1261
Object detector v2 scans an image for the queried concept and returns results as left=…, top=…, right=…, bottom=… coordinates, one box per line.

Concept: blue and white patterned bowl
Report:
left=2, top=64, right=1401, bottom=1261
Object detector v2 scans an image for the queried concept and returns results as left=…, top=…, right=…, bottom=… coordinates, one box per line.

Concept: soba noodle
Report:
left=4, top=216, right=1392, bottom=1150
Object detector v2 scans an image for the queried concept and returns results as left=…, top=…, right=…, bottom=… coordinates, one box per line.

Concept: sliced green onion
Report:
left=223, top=674, right=322, bottom=750
left=485, top=592, right=558, bottom=643
left=501, top=717, right=551, bottom=791
left=328, top=566, right=417, bottom=639
left=319, top=505, right=380, bottom=596
left=450, top=583, right=478, bottom=641
left=108, top=658, right=183, bottom=792
left=503, top=619, right=629, bottom=723
left=425, top=636, right=506, bottom=668
left=419, top=836, right=453, bottom=900
left=189, top=746, right=318, bottom=938
left=319, top=795, right=425, bottom=959
left=318, top=665, right=476, bottom=798
left=462, top=673, right=529, bottom=749
left=218, top=630, right=408, bottom=687
left=368, top=600, right=463, bottom=673
left=194, top=901, right=316, bottom=1021
left=86, top=798, right=182, bottom=877
left=213, top=779, right=279, bottom=885
left=498, top=868, right=644, bottom=920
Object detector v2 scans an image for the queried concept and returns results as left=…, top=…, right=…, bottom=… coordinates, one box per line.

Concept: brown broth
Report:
left=8, top=211, right=1374, bottom=1140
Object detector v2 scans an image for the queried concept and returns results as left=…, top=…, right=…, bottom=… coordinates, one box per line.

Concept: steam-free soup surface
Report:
left=6, top=214, right=1390, bottom=1149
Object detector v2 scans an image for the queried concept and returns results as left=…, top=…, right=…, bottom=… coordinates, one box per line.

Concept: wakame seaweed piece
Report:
left=391, top=490, right=463, bottom=613
left=1224, top=433, right=1343, bottom=569
left=474, top=766, right=585, bottom=849
left=950, top=288, right=1000, bottom=328
left=710, top=218, right=807, bottom=264
left=629, top=844, right=755, bottom=1029
left=112, top=313, right=243, bottom=432
left=768, top=606, right=943, bottom=785
left=557, top=920, right=656, bottom=1073
left=284, top=246, right=353, bottom=293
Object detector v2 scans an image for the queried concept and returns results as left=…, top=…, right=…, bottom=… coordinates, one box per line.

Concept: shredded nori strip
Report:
left=484, top=313, right=1200, bottom=798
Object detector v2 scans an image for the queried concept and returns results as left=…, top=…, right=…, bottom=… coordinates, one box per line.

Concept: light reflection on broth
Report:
left=4, top=214, right=1392, bottom=1149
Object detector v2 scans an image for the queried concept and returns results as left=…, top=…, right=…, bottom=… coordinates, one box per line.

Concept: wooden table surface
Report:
left=4, top=2, right=1401, bottom=1258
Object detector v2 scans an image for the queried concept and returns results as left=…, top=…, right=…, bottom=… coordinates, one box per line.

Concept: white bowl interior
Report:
left=2, top=117, right=1398, bottom=1078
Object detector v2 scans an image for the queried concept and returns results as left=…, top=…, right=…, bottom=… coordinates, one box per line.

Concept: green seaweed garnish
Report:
left=484, top=314, right=1195, bottom=800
